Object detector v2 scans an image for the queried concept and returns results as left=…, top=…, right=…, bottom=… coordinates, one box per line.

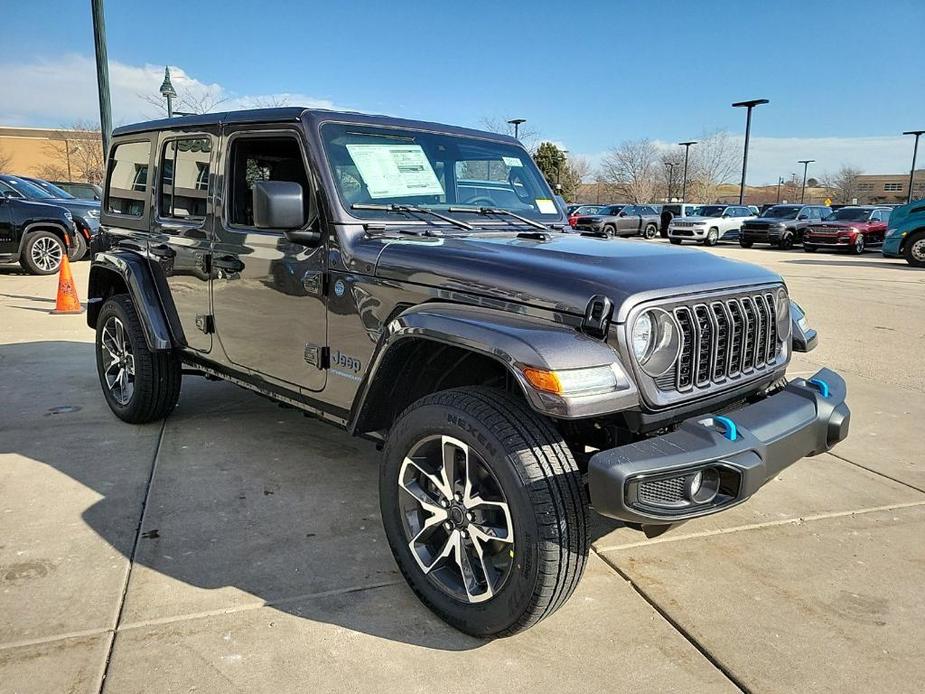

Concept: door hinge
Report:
left=195, top=314, right=215, bottom=334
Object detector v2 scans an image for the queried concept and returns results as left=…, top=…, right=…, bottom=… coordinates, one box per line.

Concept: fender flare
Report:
left=17, top=221, right=71, bottom=256
left=87, top=251, right=177, bottom=351
left=349, top=302, right=638, bottom=431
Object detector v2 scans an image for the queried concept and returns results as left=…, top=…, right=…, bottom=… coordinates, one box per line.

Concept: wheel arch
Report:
left=17, top=221, right=70, bottom=256
left=87, top=251, right=178, bottom=351
left=349, top=302, right=637, bottom=435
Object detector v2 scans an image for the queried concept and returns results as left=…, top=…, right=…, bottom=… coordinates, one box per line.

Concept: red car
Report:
left=567, top=204, right=604, bottom=228
left=803, top=206, right=892, bottom=254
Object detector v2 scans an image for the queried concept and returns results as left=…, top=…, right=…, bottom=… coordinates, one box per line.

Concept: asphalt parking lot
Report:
left=1, top=243, right=923, bottom=694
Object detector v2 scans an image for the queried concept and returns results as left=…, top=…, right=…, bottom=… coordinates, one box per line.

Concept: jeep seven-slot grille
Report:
left=667, top=291, right=780, bottom=393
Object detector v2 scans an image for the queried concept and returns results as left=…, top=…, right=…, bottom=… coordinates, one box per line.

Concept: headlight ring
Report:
left=632, top=308, right=681, bottom=377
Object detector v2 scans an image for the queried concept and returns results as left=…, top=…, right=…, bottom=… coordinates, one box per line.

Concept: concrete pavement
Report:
left=1, top=244, right=923, bottom=693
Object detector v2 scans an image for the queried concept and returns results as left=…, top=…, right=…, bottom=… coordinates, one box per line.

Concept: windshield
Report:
left=32, top=179, right=75, bottom=199
left=573, top=205, right=602, bottom=215
left=697, top=205, right=726, bottom=217
left=761, top=205, right=801, bottom=219
left=321, top=123, right=559, bottom=222
left=3, top=176, right=55, bottom=200
left=824, top=207, right=873, bottom=221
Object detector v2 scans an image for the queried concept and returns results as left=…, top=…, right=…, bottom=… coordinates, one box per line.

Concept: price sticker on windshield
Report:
left=346, top=144, right=444, bottom=198
left=502, top=156, right=523, bottom=168
left=535, top=199, right=557, bottom=214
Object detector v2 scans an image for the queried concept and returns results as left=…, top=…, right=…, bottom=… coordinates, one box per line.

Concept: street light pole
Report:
left=664, top=162, right=678, bottom=202
left=732, top=99, right=769, bottom=205
left=798, top=159, right=815, bottom=203
left=678, top=141, right=697, bottom=202
left=159, top=66, right=177, bottom=118
left=90, top=0, right=112, bottom=157
left=507, top=118, right=526, bottom=140
left=776, top=176, right=783, bottom=203
left=902, top=130, right=924, bottom=204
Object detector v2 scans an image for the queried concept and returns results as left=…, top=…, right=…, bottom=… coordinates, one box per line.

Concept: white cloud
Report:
left=0, top=54, right=351, bottom=127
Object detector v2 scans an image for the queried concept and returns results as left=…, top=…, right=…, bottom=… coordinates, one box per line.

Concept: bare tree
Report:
left=244, top=94, right=292, bottom=109
left=479, top=116, right=540, bottom=153
left=597, top=139, right=659, bottom=203
left=37, top=120, right=105, bottom=183
left=657, top=146, right=686, bottom=201
left=142, top=84, right=229, bottom=117
left=684, top=130, right=739, bottom=203
left=821, top=165, right=864, bottom=203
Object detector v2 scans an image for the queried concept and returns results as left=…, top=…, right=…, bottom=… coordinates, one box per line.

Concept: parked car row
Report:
left=571, top=204, right=661, bottom=238
left=0, top=173, right=101, bottom=274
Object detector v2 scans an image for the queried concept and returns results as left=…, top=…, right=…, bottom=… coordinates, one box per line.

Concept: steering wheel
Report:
left=462, top=196, right=495, bottom=206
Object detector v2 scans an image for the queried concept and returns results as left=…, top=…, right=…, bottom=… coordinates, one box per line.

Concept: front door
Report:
left=211, top=127, right=327, bottom=392
left=617, top=205, right=640, bottom=235
left=148, top=130, right=217, bottom=353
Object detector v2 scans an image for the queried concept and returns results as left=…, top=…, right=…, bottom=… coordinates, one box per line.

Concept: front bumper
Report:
left=882, top=234, right=903, bottom=257
left=741, top=229, right=784, bottom=242
left=669, top=226, right=706, bottom=238
left=588, top=367, right=849, bottom=524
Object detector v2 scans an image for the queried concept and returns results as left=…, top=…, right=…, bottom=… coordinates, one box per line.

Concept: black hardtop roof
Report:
left=111, top=107, right=520, bottom=145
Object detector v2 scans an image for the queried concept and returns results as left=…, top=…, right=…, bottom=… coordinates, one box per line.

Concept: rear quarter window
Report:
left=106, top=140, right=152, bottom=217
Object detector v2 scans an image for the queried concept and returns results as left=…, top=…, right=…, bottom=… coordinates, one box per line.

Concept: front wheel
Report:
left=380, top=387, right=589, bottom=637
left=904, top=231, right=925, bottom=267
left=851, top=235, right=865, bottom=255
left=643, top=223, right=658, bottom=239
left=95, top=294, right=182, bottom=423
left=704, top=228, right=719, bottom=246
left=602, top=224, right=616, bottom=238
left=20, top=231, right=64, bottom=275
left=778, top=234, right=794, bottom=250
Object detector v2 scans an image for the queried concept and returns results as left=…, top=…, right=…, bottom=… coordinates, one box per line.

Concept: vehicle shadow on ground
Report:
left=783, top=258, right=918, bottom=271
left=1, top=340, right=625, bottom=652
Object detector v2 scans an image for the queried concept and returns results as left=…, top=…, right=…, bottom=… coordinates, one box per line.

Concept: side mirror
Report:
left=797, top=214, right=808, bottom=220
left=252, top=180, right=320, bottom=246
left=722, top=213, right=730, bottom=218
left=618, top=211, right=627, bottom=217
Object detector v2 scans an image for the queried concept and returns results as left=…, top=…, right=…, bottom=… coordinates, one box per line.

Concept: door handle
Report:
left=213, top=255, right=245, bottom=273
left=149, top=244, right=177, bottom=259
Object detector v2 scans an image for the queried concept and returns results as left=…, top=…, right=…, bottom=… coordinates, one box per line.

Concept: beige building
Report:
left=0, top=125, right=103, bottom=182
left=854, top=171, right=925, bottom=204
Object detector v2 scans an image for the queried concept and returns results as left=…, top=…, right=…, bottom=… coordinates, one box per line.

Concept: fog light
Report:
left=688, top=468, right=720, bottom=504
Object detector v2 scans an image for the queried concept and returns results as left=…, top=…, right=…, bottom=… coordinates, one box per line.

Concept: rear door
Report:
left=148, top=129, right=218, bottom=354
left=0, top=197, right=14, bottom=256
left=211, top=126, right=327, bottom=392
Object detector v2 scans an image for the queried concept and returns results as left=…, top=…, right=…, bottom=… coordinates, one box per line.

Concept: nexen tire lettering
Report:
left=446, top=413, right=498, bottom=458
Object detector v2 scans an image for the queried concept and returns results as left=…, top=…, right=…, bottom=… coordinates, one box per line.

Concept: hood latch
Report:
left=581, top=294, right=613, bottom=339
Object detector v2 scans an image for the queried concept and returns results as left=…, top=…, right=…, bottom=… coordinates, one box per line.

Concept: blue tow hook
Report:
left=712, top=415, right=738, bottom=441
left=808, top=378, right=830, bottom=398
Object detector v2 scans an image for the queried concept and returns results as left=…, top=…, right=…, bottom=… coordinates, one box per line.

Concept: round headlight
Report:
left=632, top=308, right=680, bottom=377
left=775, top=287, right=791, bottom=340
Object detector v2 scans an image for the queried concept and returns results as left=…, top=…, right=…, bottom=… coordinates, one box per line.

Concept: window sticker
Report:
left=345, top=144, right=444, bottom=198
left=502, top=156, right=523, bottom=168
left=536, top=198, right=557, bottom=214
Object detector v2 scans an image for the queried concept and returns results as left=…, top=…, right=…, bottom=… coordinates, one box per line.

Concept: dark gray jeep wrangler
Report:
left=87, top=108, right=849, bottom=637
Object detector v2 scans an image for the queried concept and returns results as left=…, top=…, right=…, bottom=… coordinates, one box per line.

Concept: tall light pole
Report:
left=556, top=149, right=569, bottom=186
left=776, top=176, right=783, bottom=203
left=732, top=99, right=769, bottom=204
left=798, top=159, right=815, bottom=203
left=90, top=0, right=112, bottom=157
left=664, top=162, right=678, bottom=202
left=160, top=66, right=177, bottom=118
left=507, top=118, right=526, bottom=140
left=678, top=141, right=697, bottom=201
left=902, top=130, right=924, bottom=204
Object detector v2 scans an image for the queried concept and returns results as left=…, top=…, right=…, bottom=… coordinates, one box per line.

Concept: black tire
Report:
left=904, top=231, right=925, bottom=267
left=778, top=234, right=794, bottom=250
left=739, top=239, right=753, bottom=248
left=851, top=235, right=865, bottom=255
left=603, top=224, right=616, bottom=238
left=642, top=223, right=658, bottom=239
left=68, top=232, right=88, bottom=261
left=803, top=243, right=817, bottom=253
left=19, top=230, right=65, bottom=275
left=95, top=294, right=182, bottom=424
left=704, top=227, right=719, bottom=246
left=380, top=387, right=589, bottom=637
left=669, top=237, right=683, bottom=245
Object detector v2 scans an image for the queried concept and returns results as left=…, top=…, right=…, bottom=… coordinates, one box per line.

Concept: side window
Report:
left=623, top=205, right=636, bottom=215
left=159, top=137, right=212, bottom=221
left=871, top=210, right=882, bottom=222
left=227, top=136, right=310, bottom=228
left=107, top=140, right=152, bottom=217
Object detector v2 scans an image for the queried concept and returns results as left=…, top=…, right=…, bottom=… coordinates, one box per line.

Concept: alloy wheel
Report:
left=855, top=236, right=865, bottom=254
left=910, top=238, right=925, bottom=262
left=31, top=237, right=63, bottom=272
left=397, top=435, right=514, bottom=603
left=100, top=316, right=136, bottom=406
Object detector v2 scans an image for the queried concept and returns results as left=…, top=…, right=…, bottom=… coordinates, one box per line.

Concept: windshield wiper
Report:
left=447, top=206, right=548, bottom=231
left=351, top=203, right=472, bottom=230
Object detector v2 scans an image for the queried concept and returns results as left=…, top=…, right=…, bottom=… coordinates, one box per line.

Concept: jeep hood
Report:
left=375, top=232, right=780, bottom=321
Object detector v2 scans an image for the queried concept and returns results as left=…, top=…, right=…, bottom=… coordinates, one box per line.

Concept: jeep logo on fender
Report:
left=331, top=350, right=361, bottom=373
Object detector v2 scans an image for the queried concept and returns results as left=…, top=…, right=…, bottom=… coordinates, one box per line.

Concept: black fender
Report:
left=349, top=302, right=639, bottom=432
left=87, top=251, right=176, bottom=351
left=17, top=221, right=72, bottom=256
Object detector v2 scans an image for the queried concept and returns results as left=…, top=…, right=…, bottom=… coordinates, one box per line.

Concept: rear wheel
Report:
left=380, top=387, right=589, bottom=637
left=20, top=231, right=64, bottom=275
left=778, top=233, right=794, bottom=250
left=643, top=223, right=658, bottom=239
left=603, top=224, right=616, bottom=238
left=904, top=231, right=925, bottom=267
left=739, top=239, right=753, bottom=248
left=95, top=294, right=182, bottom=423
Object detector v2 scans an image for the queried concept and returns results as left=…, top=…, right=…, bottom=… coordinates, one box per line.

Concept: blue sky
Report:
left=4, top=0, right=923, bottom=182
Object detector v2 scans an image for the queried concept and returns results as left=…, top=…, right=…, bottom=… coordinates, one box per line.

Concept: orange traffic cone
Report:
left=50, top=253, right=84, bottom=315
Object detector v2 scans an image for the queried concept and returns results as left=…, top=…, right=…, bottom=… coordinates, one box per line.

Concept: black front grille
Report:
left=660, top=290, right=782, bottom=393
